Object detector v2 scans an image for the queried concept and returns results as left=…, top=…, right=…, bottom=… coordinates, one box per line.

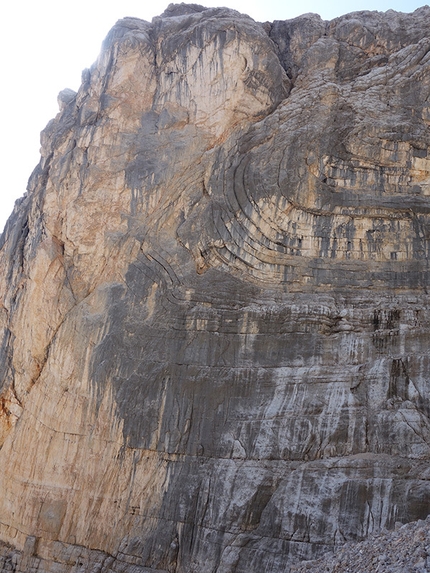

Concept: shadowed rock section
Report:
left=1, top=4, right=430, bottom=572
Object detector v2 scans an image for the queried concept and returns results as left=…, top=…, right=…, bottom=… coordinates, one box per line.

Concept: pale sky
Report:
left=0, top=0, right=427, bottom=233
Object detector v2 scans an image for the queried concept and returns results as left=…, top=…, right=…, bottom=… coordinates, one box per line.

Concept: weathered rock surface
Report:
left=1, top=3, right=430, bottom=572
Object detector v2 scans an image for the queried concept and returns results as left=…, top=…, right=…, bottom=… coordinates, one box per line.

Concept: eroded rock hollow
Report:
left=1, top=3, right=430, bottom=572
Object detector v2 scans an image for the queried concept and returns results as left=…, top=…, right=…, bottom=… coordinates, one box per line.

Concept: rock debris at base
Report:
left=291, top=517, right=430, bottom=573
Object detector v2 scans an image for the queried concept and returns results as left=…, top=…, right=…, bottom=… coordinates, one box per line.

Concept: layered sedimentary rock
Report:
left=1, top=3, right=430, bottom=571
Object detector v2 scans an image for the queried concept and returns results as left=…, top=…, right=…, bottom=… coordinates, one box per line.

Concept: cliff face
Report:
left=1, top=4, right=430, bottom=572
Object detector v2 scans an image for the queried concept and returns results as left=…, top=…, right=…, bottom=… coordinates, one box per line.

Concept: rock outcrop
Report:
left=1, top=3, right=430, bottom=572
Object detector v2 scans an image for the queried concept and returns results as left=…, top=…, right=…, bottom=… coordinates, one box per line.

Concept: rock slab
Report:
left=1, top=3, right=430, bottom=572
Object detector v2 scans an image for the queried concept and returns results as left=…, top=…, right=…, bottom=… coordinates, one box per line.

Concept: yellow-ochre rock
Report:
left=1, top=4, right=430, bottom=572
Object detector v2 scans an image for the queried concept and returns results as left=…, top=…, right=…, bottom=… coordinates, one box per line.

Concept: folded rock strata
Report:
left=1, top=3, right=430, bottom=572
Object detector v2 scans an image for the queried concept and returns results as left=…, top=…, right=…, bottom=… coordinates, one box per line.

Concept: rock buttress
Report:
left=1, top=4, right=430, bottom=572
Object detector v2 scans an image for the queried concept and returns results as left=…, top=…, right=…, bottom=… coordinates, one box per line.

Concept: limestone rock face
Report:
left=1, top=4, right=430, bottom=572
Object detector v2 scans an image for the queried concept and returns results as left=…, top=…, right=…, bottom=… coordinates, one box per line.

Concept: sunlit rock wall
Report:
left=1, top=4, right=430, bottom=572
